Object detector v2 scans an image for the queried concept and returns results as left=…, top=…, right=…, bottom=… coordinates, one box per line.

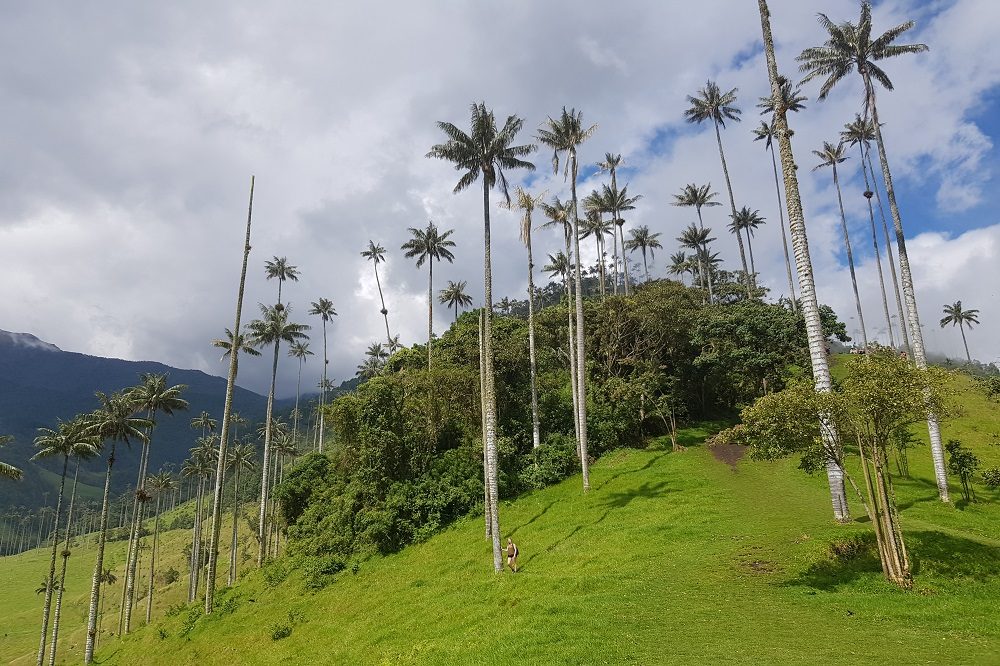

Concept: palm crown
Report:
left=812, top=141, right=848, bottom=170
left=625, top=225, right=663, bottom=257
left=401, top=221, right=456, bottom=267
left=940, top=301, right=979, bottom=329
left=684, top=81, right=741, bottom=127
left=308, top=298, right=337, bottom=322
left=438, top=280, right=473, bottom=314
left=840, top=113, right=877, bottom=148
left=247, top=304, right=310, bottom=350
left=536, top=107, right=597, bottom=179
left=673, top=183, right=721, bottom=213
left=729, top=207, right=766, bottom=237
left=361, top=241, right=386, bottom=265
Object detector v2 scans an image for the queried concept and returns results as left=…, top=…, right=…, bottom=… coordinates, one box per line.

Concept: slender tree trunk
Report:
left=84, top=444, right=116, bottom=664
left=48, top=461, right=79, bottom=666
left=228, top=463, right=241, bottom=586
left=867, top=149, right=910, bottom=354
left=959, top=323, right=971, bottom=363
left=257, top=339, right=280, bottom=566
left=564, top=231, right=582, bottom=452
left=145, top=493, right=161, bottom=624
left=768, top=146, right=797, bottom=310
left=757, top=0, right=849, bottom=522
left=569, top=153, right=591, bottom=491
left=713, top=118, right=752, bottom=296
left=293, top=360, right=302, bottom=445
left=123, top=414, right=158, bottom=634
left=695, top=208, right=715, bottom=303
left=865, top=75, right=949, bottom=502
left=831, top=163, right=869, bottom=349
left=595, top=234, right=606, bottom=296
left=526, top=226, right=541, bottom=449
left=427, top=259, right=434, bottom=369
left=856, top=146, right=895, bottom=347
left=36, top=455, right=68, bottom=666
left=374, top=264, right=393, bottom=349
left=611, top=226, right=620, bottom=296
left=319, top=319, right=328, bottom=454
left=478, top=310, right=492, bottom=540
left=205, top=176, right=253, bottom=613
left=481, top=179, right=502, bottom=572
left=642, top=250, right=649, bottom=282
left=745, top=230, right=756, bottom=276
left=188, top=476, right=204, bottom=602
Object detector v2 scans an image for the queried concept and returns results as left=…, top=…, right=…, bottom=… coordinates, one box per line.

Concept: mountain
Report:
left=0, top=330, right=277, bottom=509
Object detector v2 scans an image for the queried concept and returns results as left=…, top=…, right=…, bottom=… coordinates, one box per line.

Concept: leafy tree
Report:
left=684, top=82, right=751, bottom=295
left=946, top=440, right=979, bottom=503
left=624, top=225, right=663, bottom=282
left=940, top=301, right=979, bottom=364
left=402, top=221, right=457, bottom=369
left=796, top=0, right=948, bottom=502
left=426, top=101, right=535, bottom=571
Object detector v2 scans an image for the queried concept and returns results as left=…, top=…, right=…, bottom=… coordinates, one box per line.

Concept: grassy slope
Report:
left=4, top=370, right=999, bottom=665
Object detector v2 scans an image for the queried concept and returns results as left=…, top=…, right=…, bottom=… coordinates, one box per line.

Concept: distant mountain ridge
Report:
left=0, top=329, right=276, bottom=509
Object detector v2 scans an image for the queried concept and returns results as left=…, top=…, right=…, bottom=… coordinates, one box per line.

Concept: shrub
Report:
left=302, top=555, right=346, bottom=591
left=946, top=439, right=980, bottom=502
left=158, top=566, right=180, bottom=585
left=261, top=559, right=291, bottom=587
left=271, top=624, right=292, bottom=641
left=983, top=467, right=1000, bottom=489
left=518, top=434, right=578, bottom=489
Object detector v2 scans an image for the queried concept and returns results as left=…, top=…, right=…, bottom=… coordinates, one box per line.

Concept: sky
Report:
left=0, top=0, right=997, bottom=398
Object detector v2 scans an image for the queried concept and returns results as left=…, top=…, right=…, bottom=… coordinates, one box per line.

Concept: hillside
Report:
left=0, top=330, right=276, bottom=509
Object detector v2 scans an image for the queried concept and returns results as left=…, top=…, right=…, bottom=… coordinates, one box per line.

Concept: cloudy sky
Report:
left=1, top=0, right=997, bottom=398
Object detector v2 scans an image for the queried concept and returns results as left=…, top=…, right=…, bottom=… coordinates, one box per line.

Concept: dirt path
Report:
left=710, top=442, right=746, bottom=468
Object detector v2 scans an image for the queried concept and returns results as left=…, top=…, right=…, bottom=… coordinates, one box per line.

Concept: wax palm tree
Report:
left=95, top=568, right=116, bottom=649
left=402, top=221, right=456, bottom=369
left=581, top=192, right=611, bottom=296
left=426, top=101, right=536, bottom=571
left=357, top=342, right=389, bottom=378
left=32, top=419, right=99, bottom=666
left=752, top=118, right=799, bottom=309
left=181, top=446, right=214, bottom=602
left=189, top=412, right=216, bottom=439
left=728, top=207, right=766, bottom=277
left=673, top=183, right=721, bottom=301
left=684, top=82, right=751, bottom=295
left=122, top=373, right=187, bottom=634
left=757, top=0, right=850, bottom=523
left=248, top=304, right=309, bottom=566
left=597, top=153, right=626, bottom=295
left=677, top=223, right=716, bottom=298
left=287, top=341, right=313, bottom=447
left=797, top=1, right=946, bottom=502
left=361, top=241, right=394, bottom=348
left=603, top=183, right=642, bottom=295
left=46, top=418, right=98, bottom=666
left=502, top=186, right=545, bottom=448
left=226, top=442, right=256, bottom=586
left=438, top=280, right=473, bottom=323
left=624, top=225, right=663, bottom=282
left=667, top=251, right=690, bottom=285
left=0, top=435, right=21, bottom=480
left=205, top=177, right=253, bottom=615
left=264, top=256, right=300, bottom=307
left=537, top=107, right=597, bottom=491
left=307, top=298, right=336, bottom=454
left=813, top=141, right=868, bottom=349
left=940, top=301, right=979, bottom=363
left=144, top=471, right=175, bottom=624
left=84, top=390, right=150, bottom=664
left=841, top=114, right=900, bottom=350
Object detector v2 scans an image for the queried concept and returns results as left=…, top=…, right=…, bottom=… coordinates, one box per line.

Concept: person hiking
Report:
left=506, top=537, right=519, bottom=573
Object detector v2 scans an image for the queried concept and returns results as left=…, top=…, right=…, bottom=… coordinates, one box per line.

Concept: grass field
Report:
left=3, top=369, right=999, bottom=665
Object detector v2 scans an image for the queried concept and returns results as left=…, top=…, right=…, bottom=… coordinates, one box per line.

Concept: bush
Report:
left=946, top=439, right=980, bottom=502
left=261, top=559, right=291, bottom=587
left=179, top=607, right=202, bottom=637
left=271, top=624, right=292, bottom=641
left=983, top=467, right=1000, bottom=489
left=158, top=566, right=180, bottom=585
left=302, top=555, right=346, bottom=591
left=518, top=434, right=579, bottom=489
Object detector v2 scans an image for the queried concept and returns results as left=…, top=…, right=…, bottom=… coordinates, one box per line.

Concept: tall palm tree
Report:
left=307, top=298, right=336, bottom=454
left=205, top=176, right=254, bottom=615
left=190, top=412, right=217, bottom=439
left=95, top=568, right=116, bottom=650
left=438, top=280, right=473, bottom=322
left=264, top=256, right=300, bottom=307
left=402, top=221, right=457, bottom=369
left=426, top=101, right=535, bottom=571
left=181, top=444, right=214, bottom=602
left=677, top=223, right=715, bottom=299
left=752, top=117, right=799, bottom=310
left=356, top=342, right=389, bottom=379
left=361, top=241, right=394, bottom=348
left=597, top=153, right=625, bottom=295
left=602, top=183, right=642, bottom=295
left=624, top=225, right=663, bottom=282
left=667, top=251, right=690, bottom=285
left=673, top=183, right=721, bottom=302
left=940, top=301, right=979, bottom=363
left=287, top=341, right=314, bottom=447
left=541, top=198, right=582, bottom=450
left=813, top=141, right=868, bottom=350
left=46, top=419, right=98, bottom=666
left=144, top=471, right=176, bottom=624
left=122, top=373, right=187, bottom=634
left=32, top=419, right=98, bottom=666
left=757, top=0, right=850, bottom=523
left=0, top=434, right=21, bottom=480
left=248, top=304, right=309, bottom=566
left=728, top=207, right=766, bottom=277
left=537, top=107, right=597, bottom=492
left=581, top=192, right=611, bottom=296
left=226, top=442, right=256, bottom=586
left=684, top=82, right=752, bottom=295
left=503, top=186, right=545, bottom=449
left=797, top=0, right=946, bottom=502
left=83, top=390, right=151, bottom=664
left=841, top=114, right=900, bottom=350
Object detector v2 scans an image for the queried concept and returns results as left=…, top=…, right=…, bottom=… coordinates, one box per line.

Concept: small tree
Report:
left=719, top=350, right=951, bottom=588
left=946, top=439, right=979, bottom=502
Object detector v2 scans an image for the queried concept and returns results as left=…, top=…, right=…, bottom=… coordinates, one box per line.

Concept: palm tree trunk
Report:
left=293, top=360, right=302, bottom=445
left=526, top=227, right=541, bottom=450
left=867, top=149, right=910, bottom=355
left=855, top=146, right=895, bottom=347
left=481, top=179, right=502, bottom=572
left=757, top=0, right=850, bottom=522
left=319, top=318, right=329, bottom=453
left=228, top=463, right=241, bottom=586
left=642, top=250, right=649, bottom=282
left=831, top=164, right=869, bottom=349
left=206, top=176, right=253, bottom=613
left=864, top=74, right=949, bottom=502
left=695, top=208, right=715, bottom=303
left=611, top=226, right=620, bottom=296
left=48, top=460, right=80, bottom=666
left=123, top=416, right=157, bottom=634
left=746, top=233, right=756, bottom=277
left=564, top=233, right=581, bottom=452
left=145, top=493, right=161, bottom=624
left=427, top=259, right=434, bottom=369
left=959, top=322, right=971, bottom=363
left=478, top=310, right=492, bottom=540
left=569, top=153, right=591, bottom=491
left=595, top=234, right=606, bottom=296
left=374, top=264, right=392, bottom=348
left=768, top=145, right=797, bottom=310
left=36, top=455, right=68, bottom=666
left=713, top=118, right=752, bottom=296
left=189, top=476, right=204, bottom=602
left=257, top=339, right=280, bottom=567
left=84, top=444, right=116, bottom=664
